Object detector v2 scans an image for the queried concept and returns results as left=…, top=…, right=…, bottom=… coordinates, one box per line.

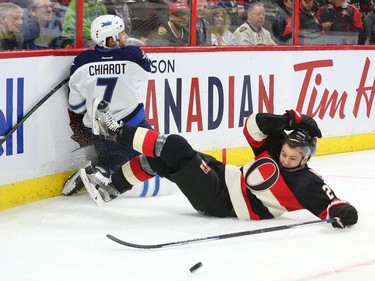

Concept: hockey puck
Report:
left=189, top=262, right=203, bottom=273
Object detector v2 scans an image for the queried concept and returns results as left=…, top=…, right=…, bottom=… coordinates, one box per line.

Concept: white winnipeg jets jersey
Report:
left=68, top=45, right=151, bottom=128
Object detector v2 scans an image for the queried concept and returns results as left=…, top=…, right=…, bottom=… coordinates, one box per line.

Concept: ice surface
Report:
left=1, top=150, right=374, bottom=281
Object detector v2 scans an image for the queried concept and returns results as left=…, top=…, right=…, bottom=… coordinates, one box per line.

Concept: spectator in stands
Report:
left=0, top=2, right=25, bottom=50
left=317, top=0, right=363, bottom=44
left=51, top=0, right=67, bottom=29
left=282, top=0, right=324, bottom=44
left=215, top=0, right=241, bottom=31
left=196, top=0, right=210, bottom=45
left=61, top=0, right=107, bottom=48
left=299, top=0, right=325, bottom=44
left=206, top=5, right=237, bottom=45
left=262, top=0, right=288, bottom=44
left=360, top=0, right=375, bottom=44
left=233, top=2, right=277, bottom=45
left=103, top=0, right=132, bottom=34
left=277, top=0, right=294, bottom=43
left=236, top=1, right=247, bottom=22
left=130, top=0, right=163, bottom=45
left=282, top=0, right=294, bottom=16
left=147, top=1, right=190, bottom=46
left=23, top=0, right=62, bottom=49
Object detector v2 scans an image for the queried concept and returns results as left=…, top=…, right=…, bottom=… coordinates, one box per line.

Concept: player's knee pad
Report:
left=160, top=134, right=195, bottom=170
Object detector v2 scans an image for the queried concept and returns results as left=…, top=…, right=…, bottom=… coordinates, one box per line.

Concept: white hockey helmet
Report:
left=90, top=15, right=125, bottom=48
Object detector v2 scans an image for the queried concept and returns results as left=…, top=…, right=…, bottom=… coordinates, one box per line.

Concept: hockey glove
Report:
left=284, top=109, right=322, bottom=138
left=329, top=204, right=358, bottom=229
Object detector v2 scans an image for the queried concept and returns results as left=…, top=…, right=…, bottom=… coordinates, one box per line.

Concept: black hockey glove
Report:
left=68, top=110, right=94, bottom=148
left=284, top=109, right=322, bottom=138
left=329, top=204, right=358, bottom=229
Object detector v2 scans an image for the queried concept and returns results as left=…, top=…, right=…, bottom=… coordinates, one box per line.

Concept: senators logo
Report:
left=244, top=158, right=280, bottom=192
left=158, top=26, right=168, bottom=36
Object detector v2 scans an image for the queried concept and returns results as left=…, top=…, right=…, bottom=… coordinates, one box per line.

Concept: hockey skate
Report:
left=61, top=161, right=91, bottom=196
left=80, top=165, right=120, bottom=206
left=92, top=98, right=122, bottom=140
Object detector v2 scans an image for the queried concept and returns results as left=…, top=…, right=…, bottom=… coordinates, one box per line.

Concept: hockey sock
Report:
left=112, top=156, right=154, bottom=193
left=117, top=125, right=160, bottom=157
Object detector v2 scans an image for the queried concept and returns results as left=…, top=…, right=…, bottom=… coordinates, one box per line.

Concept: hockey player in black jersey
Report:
left=62, top=15, right=153, bottom=198
left=81, top=99, right=358, bottom=229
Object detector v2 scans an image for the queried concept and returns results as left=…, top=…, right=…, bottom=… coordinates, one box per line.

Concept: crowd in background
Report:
left=0, top=0, right=374, bottom=50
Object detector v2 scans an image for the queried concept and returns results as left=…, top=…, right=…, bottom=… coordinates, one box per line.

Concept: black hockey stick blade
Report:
left=106, top=217, right=338, bottom=249
left=0, top=77, right=70, bottom=146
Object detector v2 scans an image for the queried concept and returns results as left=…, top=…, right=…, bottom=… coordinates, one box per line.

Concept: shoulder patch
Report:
left=158, top=26, right=168, bottom=36
left=239, top=26, right=247, bottom=33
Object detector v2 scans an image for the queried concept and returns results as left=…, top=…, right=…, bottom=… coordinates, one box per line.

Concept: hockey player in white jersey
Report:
left=62, top=15, right=154, bottom=199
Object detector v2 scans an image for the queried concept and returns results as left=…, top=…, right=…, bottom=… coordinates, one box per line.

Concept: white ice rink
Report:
left=1, top=150, right=375, bottom=281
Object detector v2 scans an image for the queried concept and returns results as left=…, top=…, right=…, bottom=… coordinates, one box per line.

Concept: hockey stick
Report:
left=0, top=77, right=70, bottom=146
left=106, top=217, right=338, bottom=249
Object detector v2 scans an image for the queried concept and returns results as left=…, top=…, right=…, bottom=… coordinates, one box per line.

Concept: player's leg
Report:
left=89, top=99, right=233, bottom=215
left=85, top=135, right=230, bottom=214
left=64, top=100, right=153, bottom=197
left=110, top=139, right=233, bottom=216
left=61, top=139, right=130, bottom=197
left=93, top=116, right=153, bottom=172
left=80, top=154, right=160, bottom=205
left=109, top=134, right=195, bottom=189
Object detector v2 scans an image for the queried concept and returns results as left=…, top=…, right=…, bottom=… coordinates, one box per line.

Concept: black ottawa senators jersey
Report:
left=225, top=114, right=344, bottom=220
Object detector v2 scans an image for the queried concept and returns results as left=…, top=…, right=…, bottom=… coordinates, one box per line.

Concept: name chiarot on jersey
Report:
left=88, top=62, right=127, bottom=76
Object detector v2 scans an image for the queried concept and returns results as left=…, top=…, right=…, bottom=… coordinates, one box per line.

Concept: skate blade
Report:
left=80, top=168, right=105, bottom=207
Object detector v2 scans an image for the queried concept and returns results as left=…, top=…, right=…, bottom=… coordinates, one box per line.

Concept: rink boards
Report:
left=1, top=49, right=375, bottom=210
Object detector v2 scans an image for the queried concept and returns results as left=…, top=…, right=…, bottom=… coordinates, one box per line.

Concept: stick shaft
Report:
left=106, top=218, right=337, bottom=249
left=0, top=77, right=69, bottom=146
